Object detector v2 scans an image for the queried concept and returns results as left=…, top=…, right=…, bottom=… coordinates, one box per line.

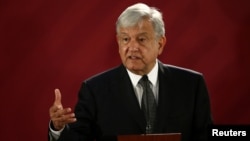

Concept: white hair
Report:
left=116, top=3, right=165, bottom=37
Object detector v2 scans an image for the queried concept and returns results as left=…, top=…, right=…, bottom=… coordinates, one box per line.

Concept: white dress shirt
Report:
left=126, top=61, right=159, bottom=106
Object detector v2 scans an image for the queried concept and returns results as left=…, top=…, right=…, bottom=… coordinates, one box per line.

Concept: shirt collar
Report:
left=126, top=60, right=158, bottom=87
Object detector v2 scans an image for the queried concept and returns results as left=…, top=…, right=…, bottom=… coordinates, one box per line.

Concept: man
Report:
left=49, top=3, right=213, bottom=141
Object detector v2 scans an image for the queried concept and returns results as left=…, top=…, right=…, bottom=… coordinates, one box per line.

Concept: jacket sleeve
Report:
left=191, top=75, right=213, bottom=141
left=56, top=82, right=97, bottom=141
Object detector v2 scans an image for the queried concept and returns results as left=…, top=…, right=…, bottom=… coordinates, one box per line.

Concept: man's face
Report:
left=117, top=19, right=166, bottom=75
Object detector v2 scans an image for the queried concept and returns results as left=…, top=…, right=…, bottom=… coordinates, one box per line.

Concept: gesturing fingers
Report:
left=54, top=88, right=63, bottom=109
left=51, top=107, right=77, bottom=130
left=49, top=88, right=77, bottom=130
left=53, top=108, right=76, bottom=123
left=51, top=107, right=72, bottom=118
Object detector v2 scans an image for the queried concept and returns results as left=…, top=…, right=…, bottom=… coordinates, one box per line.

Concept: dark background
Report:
left=0, top=0, right=249, bottom=140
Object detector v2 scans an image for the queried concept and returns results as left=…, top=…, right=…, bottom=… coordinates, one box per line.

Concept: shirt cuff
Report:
left=49, top=120, right=65, bottom=140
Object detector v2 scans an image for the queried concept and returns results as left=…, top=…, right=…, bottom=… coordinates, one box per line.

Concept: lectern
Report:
left=118, top=133, right=181, bottom=141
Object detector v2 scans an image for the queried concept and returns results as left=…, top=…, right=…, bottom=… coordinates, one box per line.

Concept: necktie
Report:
left=139, top=75, right=157, bottom=134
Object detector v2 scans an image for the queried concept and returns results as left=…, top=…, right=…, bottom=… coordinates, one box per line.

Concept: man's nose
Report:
left=128, top=39, right=139, bottom=51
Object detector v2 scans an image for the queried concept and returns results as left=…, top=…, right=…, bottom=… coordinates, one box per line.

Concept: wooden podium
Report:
left=117, top=133, right=181, bottom=141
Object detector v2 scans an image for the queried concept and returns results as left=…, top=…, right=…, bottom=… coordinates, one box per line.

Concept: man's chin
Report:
left=126, top=66, right=144, bottom=75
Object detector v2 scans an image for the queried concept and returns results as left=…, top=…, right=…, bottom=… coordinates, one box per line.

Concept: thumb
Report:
left=54, top=88, right=63, bottom=109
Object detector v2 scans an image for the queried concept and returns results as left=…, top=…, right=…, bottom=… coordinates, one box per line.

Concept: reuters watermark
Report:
left=209, top=125, right=249, bottom=140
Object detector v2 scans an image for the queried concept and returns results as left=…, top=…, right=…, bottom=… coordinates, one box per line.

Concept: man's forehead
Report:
left=118, top=23, right=154, bottom=36
left=118, top=31, right=149, bottom=37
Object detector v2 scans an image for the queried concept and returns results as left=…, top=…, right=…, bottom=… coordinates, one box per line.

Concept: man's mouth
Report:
left=128, top=56, right=141, bottom=60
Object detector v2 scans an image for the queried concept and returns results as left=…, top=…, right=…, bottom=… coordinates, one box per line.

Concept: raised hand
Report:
left=49, top=89, right=77, bottom=130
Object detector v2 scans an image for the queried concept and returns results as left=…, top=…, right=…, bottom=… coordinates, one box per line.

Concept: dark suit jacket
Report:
left=55, top=62, right=213, bottom=141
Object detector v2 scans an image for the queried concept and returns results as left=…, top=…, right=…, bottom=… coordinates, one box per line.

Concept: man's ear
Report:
left=158, top=36, right=167, bottom=55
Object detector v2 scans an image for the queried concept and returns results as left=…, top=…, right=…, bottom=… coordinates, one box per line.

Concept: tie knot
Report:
left=141, top=75, right=149, bottom=82
left=139, top=75, right=149, bottom=87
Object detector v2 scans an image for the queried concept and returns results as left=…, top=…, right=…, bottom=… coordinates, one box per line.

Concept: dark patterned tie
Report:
left=139, top=75, right=157, bottom=134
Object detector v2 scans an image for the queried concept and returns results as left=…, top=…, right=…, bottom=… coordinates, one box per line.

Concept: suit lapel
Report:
left=111, top=65, right=146, bottom=131
left=155, top=62, right=174, bottom=132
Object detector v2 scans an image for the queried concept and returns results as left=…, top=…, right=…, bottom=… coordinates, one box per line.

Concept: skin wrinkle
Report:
left=117, top=19, right=166, bottom=75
